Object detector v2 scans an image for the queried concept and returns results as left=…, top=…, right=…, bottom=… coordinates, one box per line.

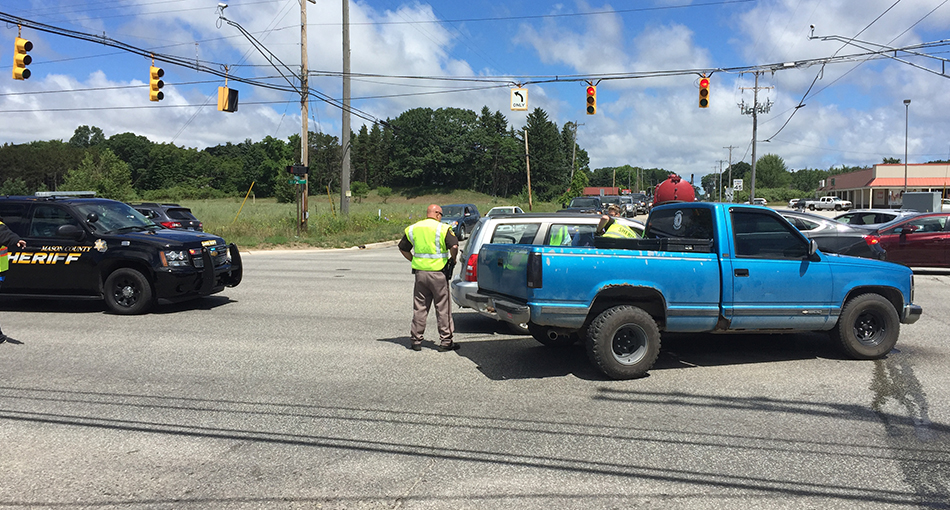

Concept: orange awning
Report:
left=866, top=177, right=950, bottom=187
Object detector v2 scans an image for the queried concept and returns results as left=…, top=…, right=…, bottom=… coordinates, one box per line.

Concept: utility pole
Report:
left=569, top=121, right=583, bottom=183
left=299, top=0, right=316, bottom=232
left=524, top=129, right=533, bottom=211
left=718, top=160, right=725, bottom=201
left=340, top=0, right=351, bottom=215
left=739, top=72, right=772, bottom=203
left=723, top=145, right=737, bottom=202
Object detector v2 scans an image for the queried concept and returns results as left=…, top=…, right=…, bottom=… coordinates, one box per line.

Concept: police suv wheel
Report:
left=586, top=305, right=660, bottom=379
left=104, top=268, right=154, bottom=315
left=832, top=294, right=899, bottom=359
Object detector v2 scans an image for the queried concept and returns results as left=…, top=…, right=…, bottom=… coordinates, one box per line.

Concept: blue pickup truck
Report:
left=471, top=202, right=922, bottom=379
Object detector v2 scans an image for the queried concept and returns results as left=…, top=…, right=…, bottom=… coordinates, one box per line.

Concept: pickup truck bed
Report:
left=473, top=202, right=921, bottom=379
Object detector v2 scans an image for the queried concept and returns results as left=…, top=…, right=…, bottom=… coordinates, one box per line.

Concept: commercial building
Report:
left=817, top=163, right=950, bottom=208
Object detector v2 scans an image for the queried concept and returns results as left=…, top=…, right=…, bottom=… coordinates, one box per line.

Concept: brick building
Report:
left=818, top=163, right=950, bottom=208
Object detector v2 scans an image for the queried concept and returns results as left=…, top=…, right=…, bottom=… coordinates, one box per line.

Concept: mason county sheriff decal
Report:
left=95, top=239, right=108, bottom=252
left=9, top=244, right=91, bottom=265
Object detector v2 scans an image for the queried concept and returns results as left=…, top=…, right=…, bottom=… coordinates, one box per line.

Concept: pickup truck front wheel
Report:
left=833, top=294, right=899, bottom=359
left=587, top=305, right=660, bottom=379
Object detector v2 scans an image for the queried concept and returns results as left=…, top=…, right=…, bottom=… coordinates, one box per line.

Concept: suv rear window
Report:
left=166, top=208, right=198, bottom=221
left=490, top=223, right=540, bottom=244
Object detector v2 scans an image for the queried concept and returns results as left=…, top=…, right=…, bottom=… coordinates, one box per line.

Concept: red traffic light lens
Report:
left=587, top=86, right=596, bottom=95
left=699, top=78, right=709, bottom=88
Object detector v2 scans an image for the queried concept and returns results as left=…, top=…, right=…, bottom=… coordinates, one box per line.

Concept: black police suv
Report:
left=0, top=193, right=242, bottom=314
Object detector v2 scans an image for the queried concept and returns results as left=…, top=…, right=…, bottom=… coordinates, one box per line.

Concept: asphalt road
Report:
left=0, top=243, right=948, bottom=509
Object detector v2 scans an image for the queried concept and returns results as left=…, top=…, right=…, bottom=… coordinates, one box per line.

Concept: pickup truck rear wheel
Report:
left=528, top=323, right=577, bottom=347
left=104, top=268, right=154, bottom=315
left=833, top=294, right=899, bottom=359
left=586, top=305, right=660, bottom=379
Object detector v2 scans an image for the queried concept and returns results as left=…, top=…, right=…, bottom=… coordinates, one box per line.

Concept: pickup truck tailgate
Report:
left=476, top=244, right=534, bottom=302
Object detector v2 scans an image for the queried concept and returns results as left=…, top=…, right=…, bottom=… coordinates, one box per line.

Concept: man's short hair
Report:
left=607, top=204, right=622, bottom=214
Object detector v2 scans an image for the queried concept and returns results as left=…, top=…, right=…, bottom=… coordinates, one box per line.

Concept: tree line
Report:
left=1, top=105, right=918, bottom=205
left=0, top=106, right=591, bottom=204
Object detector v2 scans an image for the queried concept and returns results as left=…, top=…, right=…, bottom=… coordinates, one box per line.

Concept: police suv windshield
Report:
left=73, top=201, right=158, bottom=233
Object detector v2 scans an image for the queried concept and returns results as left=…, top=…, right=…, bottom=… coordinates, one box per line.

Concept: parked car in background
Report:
left=788, top=198, right=806, bottom=209
left=450, top=213, right=644, bottom=333
left=834, top=209, right=918, bottom=228
left=942, top=198, right=950, bottom=212
left=619, top=196, right=636, bottom=217
left=804, top=196, right=853, bottom=211
left=558, top=196, right=603, bottom=214
left=779, top=210, right=885, bottom=260
left=867, top=212, right=950, bottom=268
left=599, top=195, right=625, bottom=214
left=130, top=202, right=203, bottom=231
left=743, top=198, right=768, bottom=206
left=440, top=203, right=480, bottom=240
left=629, top=192, right=650, bottom=215
left=486, top=206, right=524, bottom=216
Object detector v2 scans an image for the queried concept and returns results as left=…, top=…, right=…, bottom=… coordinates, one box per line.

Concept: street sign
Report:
left=733, top=179, right=743, bottom=191
left=725, top=188, right=734, bottom=202
left=511, top=88, right=528, bottom=111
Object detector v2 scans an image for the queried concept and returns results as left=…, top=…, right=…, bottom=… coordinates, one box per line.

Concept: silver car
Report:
left=450, top=213, right=644, bottom=334
left=833, top=209, right=918, bottom=228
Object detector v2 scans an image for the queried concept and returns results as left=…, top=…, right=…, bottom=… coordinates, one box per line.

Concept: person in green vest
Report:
left=398, top=204, right=460, bottom=352
left=0, top=219, right=26, bottom=344
left=596, top=204, right=639, bottom=238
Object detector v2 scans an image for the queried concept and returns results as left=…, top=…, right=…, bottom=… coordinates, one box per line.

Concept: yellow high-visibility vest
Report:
left=405, top=218, right=450, bottom=271
left=604, top=221, right=638, bottom=239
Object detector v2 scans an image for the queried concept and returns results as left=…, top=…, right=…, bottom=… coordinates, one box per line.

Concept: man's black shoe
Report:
left=437, top=342, right=460, bottom=352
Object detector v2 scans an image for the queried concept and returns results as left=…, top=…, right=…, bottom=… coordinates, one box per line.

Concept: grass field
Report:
left=179, top=189, right=557, bottom=249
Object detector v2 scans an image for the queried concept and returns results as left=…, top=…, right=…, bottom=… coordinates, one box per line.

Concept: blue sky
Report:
left=2, top=0, right=950, bottom=184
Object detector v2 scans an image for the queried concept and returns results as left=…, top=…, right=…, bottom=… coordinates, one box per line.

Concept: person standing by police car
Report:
left=0, top=219, right=27, bottom=344
left=398, top=204, right=459, bottom=352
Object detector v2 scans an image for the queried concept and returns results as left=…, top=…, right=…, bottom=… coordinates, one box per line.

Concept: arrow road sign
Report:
left=511, top=88, right=528, bottom=111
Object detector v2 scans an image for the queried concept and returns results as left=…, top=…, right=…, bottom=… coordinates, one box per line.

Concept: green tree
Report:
left=523, top=108, right=567, bottom=201
left=69, top=125, right=105, bottom=148
left=350, top=181, right=369, bottom=203
left=61, top=148, right=136, bottom=201
left=883, top=157, right=901, bottom=164
left=0, top=177, right=30, bottom=196
left=753, top=154, right=791, bottom=189
left=377, top=186, right=392, bottom=203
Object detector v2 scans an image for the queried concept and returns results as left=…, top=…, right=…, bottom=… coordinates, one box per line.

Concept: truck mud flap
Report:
left=225, top=243, right=243, bottom=287
left=200, top=248, right=215, bottom=295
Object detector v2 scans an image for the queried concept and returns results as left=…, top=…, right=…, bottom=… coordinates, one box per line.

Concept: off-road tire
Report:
left=832, top=294, right=899, bottom=359
left=586, top=305, right=660, bottom=379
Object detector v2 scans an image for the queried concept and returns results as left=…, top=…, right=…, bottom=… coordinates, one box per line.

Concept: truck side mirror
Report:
left=808, top=239, right=819, bottom=259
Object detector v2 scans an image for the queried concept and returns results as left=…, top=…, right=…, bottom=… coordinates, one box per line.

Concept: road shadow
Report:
left=653, top=331, right=845, bottom=370
left=0, top=295, right=234, bottom=315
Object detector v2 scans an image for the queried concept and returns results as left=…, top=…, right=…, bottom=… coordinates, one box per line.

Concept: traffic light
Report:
left=699, top=76, right=710, bottom=108
left=12, top=37, right=32, bottom=80
left=217, top=86, right=238, bottom=112
left=286, top=165, right=308, bottom=176
left=586, top=85, right=596, bottom=115
left=149, top=66, right=164, bottom=102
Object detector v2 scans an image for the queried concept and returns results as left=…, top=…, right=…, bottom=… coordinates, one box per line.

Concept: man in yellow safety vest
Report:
left=0, top=219, right=27, bottom=344
left=596, top=204, right=639, bottom=239
left=398, top=204, right=460, bottom=352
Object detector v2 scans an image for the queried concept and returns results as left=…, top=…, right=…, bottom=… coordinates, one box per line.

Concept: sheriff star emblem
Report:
left=94, top=239, right=108, bottom=253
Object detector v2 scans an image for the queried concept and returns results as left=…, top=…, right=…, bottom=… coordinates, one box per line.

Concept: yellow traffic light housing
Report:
left=699, top=76, right=710, bottom=108
left=12, top=37, right=32, bottom=80
left=217, top=86, right=238, bottom=112
left=149, top=66, right=164, bottom=102
left=586, top=85, right=596, bottom=115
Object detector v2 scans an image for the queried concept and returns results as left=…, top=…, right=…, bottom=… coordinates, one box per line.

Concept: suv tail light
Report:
left=864, top=234, right=881, bottom=246
left=161, top=221, right=182, bottom=229
left=464, top=253, right=478, bottom=282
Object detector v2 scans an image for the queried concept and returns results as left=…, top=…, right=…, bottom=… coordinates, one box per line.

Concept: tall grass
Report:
left=177, top=189, right=557, bottom=249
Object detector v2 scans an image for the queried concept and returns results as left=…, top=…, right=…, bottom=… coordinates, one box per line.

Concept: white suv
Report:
left=450, top=213, right=644, bottom=333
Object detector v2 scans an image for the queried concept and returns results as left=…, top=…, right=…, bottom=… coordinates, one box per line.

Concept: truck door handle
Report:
left=735, top=268, right=749, bottom=277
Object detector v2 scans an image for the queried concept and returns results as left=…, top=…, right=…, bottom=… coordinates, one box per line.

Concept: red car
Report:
left=871, top=212, right=950, bottom=268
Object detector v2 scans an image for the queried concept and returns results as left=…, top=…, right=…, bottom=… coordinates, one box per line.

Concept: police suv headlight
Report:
left=162, top=250, right=191, bottom=267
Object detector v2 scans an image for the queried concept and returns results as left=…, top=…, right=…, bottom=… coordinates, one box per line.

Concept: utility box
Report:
left=901, top=192, right=940, bottom=212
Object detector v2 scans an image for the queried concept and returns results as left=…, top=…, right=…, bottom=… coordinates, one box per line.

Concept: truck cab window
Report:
left=732, top=210, right=807, bottom=259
